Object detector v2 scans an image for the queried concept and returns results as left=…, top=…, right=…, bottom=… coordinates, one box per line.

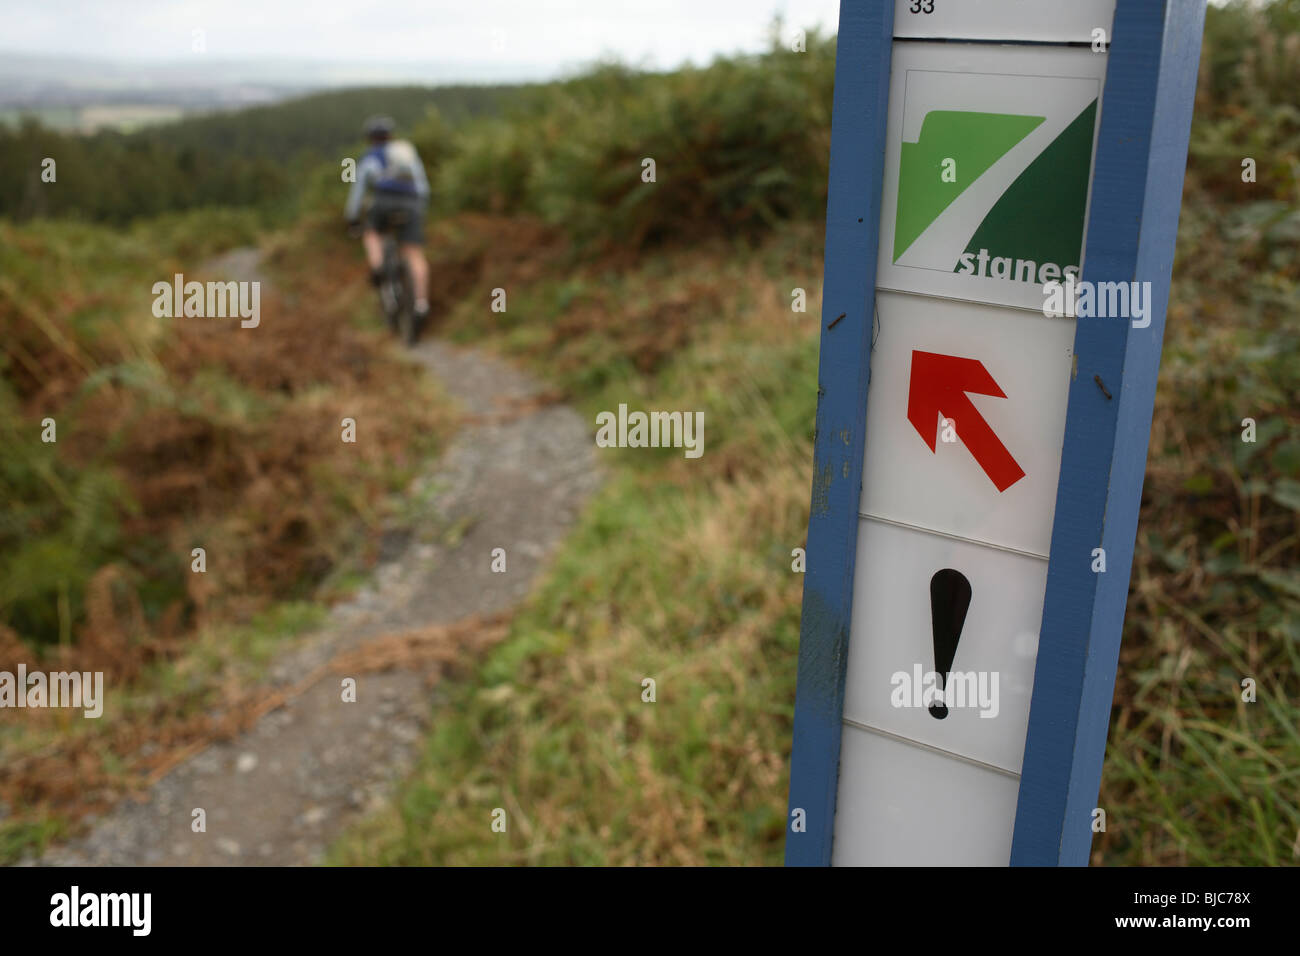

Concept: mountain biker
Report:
left=344, top=115, right=432, bottom=336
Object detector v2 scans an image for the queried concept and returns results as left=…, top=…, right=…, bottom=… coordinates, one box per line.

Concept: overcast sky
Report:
left=7, top=0, right=842, bottom=81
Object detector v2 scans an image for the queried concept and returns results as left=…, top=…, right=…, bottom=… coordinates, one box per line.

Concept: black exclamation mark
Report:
left=929, top=568, right=972, bottom=720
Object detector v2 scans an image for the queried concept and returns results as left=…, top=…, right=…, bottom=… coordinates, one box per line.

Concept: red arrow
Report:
left=907, top=350, right=1026, bottom=492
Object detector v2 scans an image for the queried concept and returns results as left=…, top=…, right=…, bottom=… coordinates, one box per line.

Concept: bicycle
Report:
left=377, top=223, right=418, bottom=346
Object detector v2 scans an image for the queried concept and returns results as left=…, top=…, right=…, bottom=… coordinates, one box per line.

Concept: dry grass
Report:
left=329, top=232, right=821, bottom=865
left=0, top=214, right=457, bottom=853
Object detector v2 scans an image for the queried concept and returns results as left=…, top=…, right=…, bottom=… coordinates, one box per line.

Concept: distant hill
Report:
left=0, top=51, right=553, bottom=110
left=0, top=83, right=519, bottom=223
left=128, top=84, right=515, bottom=161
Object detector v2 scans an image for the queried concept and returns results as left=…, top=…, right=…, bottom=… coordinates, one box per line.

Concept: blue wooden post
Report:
left=1010, top=0, right=1207, bottom=866
left=785, top=0, right=1206, bottom=866
left=784, top=0, right=894, bottom=867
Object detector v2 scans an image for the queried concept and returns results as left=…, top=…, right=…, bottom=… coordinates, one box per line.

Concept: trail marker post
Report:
left=785, top=0, right=1206, bottom=865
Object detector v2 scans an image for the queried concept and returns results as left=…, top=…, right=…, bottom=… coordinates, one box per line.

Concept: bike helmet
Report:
left=363, top=115, right=396, bottom=141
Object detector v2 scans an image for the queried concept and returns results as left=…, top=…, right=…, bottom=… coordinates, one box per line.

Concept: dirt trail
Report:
left=40, top=251, right=600, bottom=866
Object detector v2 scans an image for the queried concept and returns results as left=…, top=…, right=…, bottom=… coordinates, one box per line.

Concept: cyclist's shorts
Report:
left=367, top=191, right=425, bottom=245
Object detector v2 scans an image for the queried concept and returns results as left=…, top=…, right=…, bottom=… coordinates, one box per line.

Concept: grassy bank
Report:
left=2, top=0, right=1296, bottom=867
left=0, top=208, right=456, bottom=860
left=330, top=226, right=819, bottom=864
left=325, top=193, right=1297, bottom=866
left=329, top=3, right=1299, bottom=866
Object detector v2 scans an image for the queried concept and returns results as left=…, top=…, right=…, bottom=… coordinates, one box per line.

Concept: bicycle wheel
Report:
left=380, top=241, right=402, bottom=333
left=396, top=261, right=417, bottom=346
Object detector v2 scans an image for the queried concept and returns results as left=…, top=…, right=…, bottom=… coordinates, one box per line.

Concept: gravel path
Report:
left=39, top=255, right=600, bottom=866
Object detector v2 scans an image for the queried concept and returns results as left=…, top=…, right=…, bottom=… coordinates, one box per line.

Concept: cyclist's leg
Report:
left=395, top=200, right=428, bottom=312
left=363, top=199, right=390, bottom=283
left=400, top=243, right=428, bottom=308
left=362, top=229, right=384, bottom=273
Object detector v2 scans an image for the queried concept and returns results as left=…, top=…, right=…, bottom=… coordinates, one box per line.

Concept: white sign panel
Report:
left=843, top=517, right=1046, bottom=774
left=832, top=725, right=1020, bottom=866
left=893, top=0, right=1117, bottom=45
left=860, top=292, right=1074, bottom=558
left=876, top=44, right=1106, bottom=312
left=831, top=33, right=1106, bottom=867
left=796, top=0, right=1204, bottom=871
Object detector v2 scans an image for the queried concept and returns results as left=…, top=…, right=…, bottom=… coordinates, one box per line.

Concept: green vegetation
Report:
left=2, top=1, right=1296, bottom=866
left=416, top=38, right=834, bottom=247
left=0, top=208, right=446, bottom=655
left=329, top=2, right=1299, bottom=866
left=330, top=227, right=818, bottom=864
left=0, top=195, right=454, bottom=858
left=0, top=84, right=510, bottom=224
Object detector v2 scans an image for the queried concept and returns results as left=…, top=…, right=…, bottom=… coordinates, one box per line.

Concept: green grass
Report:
left=328, top=149, right=1299, bottom=867
left=322, top=2, right=1300, bottom=868
left=0, top=203, right=457, bottom=857
left=326, top=228, right=826, bottom=865
left=5, top=0, right=1298, bottom=868
left=0, top=817, right=68, bottom=863
left=0, top=596, right=329, bottom=865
